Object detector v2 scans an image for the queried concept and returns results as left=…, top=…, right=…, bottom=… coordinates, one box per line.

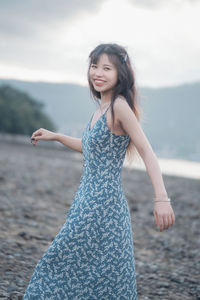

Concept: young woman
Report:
left=24, top=43, right=175, bottom=299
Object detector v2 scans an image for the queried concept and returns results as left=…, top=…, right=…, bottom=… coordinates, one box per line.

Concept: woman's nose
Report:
left=95, top=68, right=103, bottom=77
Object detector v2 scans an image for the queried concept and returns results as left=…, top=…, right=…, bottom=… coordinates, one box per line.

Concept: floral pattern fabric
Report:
left=23, top=104, right=138, bottom=299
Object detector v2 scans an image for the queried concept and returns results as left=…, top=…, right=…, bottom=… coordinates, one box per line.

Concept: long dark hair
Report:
left=87, top=43, right=142, bottom=164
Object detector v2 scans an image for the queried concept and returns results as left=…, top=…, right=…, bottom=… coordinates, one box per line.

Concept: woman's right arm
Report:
left=55, top=133, right=82, bottom=153
left=31, top=128, right=82, bottom=153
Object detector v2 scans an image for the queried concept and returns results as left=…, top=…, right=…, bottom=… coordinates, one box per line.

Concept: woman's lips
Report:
left=94, top=79, right=105, bottom=86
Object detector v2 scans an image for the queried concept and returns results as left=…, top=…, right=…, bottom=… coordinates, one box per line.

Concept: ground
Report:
left=0, top=137, right=199, bottom=300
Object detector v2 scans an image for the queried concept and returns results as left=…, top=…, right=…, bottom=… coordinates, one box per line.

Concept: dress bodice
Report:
left=81, top=106, right=130, bottom=189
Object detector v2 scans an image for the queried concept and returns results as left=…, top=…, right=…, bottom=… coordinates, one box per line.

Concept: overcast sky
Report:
left=0, top=0, right=199, bottom=88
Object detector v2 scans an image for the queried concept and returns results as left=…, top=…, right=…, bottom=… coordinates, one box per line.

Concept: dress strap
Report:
left=88, top=103, right=111, bottom=131
left=105, top=102, right=111, bottom=113
left=102, top=103, right=112, bottom=117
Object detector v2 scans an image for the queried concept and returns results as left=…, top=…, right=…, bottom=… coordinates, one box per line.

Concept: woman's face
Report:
left=89, top=53, right=118, bottom=94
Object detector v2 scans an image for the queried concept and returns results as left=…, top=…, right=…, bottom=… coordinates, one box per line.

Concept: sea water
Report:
left=124, top=156, right=200, bottom=180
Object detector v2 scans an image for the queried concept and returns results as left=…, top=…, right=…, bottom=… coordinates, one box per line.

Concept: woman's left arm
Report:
left=114, top=98, right=175, bottom=232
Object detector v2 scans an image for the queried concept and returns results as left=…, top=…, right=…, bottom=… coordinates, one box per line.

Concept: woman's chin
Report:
left=93, top=85, right=104, bottom=92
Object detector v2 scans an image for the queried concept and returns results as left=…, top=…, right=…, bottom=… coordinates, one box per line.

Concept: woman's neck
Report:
left=100, top=91, right=113, bottom=105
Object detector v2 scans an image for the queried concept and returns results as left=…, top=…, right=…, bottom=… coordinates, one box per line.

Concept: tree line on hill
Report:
left=0, top=85, right=56, bottom=135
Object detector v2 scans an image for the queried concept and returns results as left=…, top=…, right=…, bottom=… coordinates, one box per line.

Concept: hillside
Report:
left=0, top=79, right=199, bottom=161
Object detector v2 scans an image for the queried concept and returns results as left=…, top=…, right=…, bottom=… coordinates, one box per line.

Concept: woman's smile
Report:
left=94, top=79, right=106, bottom=86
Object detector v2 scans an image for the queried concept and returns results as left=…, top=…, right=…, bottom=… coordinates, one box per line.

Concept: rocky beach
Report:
left=0, top=134, right=199, bottom=300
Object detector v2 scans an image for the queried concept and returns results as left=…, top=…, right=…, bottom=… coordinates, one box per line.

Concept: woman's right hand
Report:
left=31, top=128, right=57, bottom=146
left=153, top=201, right=175, bottom=232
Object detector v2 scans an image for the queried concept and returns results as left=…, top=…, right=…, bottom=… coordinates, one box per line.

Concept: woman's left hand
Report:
left=153, top=202, right=175, bottom=232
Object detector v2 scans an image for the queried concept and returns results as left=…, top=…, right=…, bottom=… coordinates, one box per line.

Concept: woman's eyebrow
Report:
left=91, top=63, right=113, bottom=67
left=103, top=64, right=112, bottom=67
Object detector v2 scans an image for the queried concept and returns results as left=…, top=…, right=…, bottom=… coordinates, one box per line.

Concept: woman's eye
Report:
left=91, top=65, right=97, bottom=68
left=104, top=68, right=110, bottom=70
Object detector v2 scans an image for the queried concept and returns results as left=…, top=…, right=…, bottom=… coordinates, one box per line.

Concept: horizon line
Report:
left=0, top=77, right=200, bottom=90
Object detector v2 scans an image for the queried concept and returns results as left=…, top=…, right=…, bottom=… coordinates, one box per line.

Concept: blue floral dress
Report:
left=23, top=104, right=138, bottom=299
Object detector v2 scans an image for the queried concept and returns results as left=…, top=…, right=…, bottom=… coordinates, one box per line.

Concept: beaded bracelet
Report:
left=153, top=197, right=171, bottom=203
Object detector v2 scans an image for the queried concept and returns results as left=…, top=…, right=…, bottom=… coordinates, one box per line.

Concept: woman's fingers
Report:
left=154, top=210, right=175, bottom=231
left=31, top=129, right=46, bottom=146
left=172, top=211, right=176, bottom=225
left=31, top=129, right=42, bottom=146
left=154, top=202, right=176, bottom=232
left=154, top=210, right=160, bottom=228
left=154, top=206, right=163, bottom=230
left=168, top=214, right=173, bottom=227
left=166, top=211, right=175, bottom=228
left=31, top=138, right=37, bottom=146
left=159, top=214, right=174, bottom=231
left=33, top=135, right=43, bottom=141
left=31, top=128, right=43, bottom=138
left=163, top=215, right=169, bottom=229
left=158, top=214, right=164, bottom=231
left=31, top=128, right=55, bottom=142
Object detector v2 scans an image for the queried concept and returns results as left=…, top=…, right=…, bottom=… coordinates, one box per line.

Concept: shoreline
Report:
left=124, top=156, right=200, bottom=180
left=0, top=133, right=200, bottom=179
left=1, top=132, right=200, bottom=180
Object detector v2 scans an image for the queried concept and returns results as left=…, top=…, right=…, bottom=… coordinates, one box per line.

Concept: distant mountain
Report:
left=0, top=79, right=199, bottom=162
left=140, top=82, right=200, bottom=161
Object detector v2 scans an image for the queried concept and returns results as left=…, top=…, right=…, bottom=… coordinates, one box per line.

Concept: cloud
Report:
left=127, top=0, right=199, bottom=9
left=0, top=0, right=105, bottom=37
left=0, top=0, right=199, bottom=87
left=0, top=0, right=107, bottom=78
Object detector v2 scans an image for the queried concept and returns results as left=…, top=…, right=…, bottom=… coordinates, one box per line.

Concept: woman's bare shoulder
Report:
left=113, top=96, right=131, bottom=116
left=115, top=95, right=127, bottom=103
